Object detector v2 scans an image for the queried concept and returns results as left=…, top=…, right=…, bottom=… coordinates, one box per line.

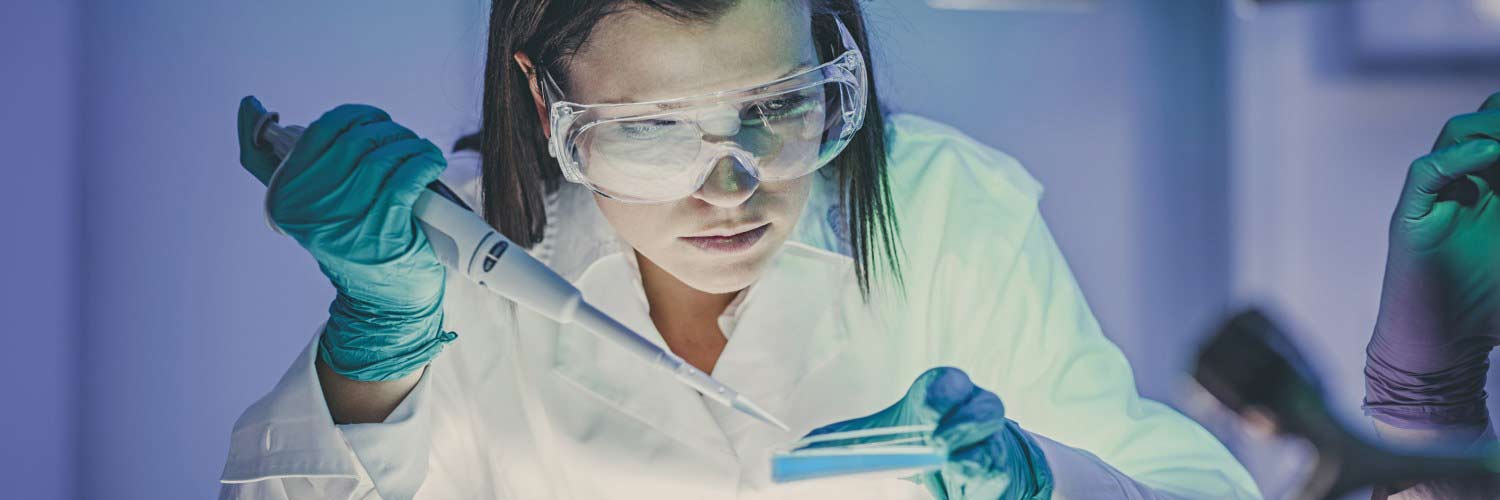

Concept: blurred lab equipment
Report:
left=1193, top=309, right=1499, bottom=499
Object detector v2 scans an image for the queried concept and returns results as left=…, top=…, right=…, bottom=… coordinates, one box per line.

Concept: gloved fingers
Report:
left=801, top=417, right=860, bottom=439
left=913, top=470, right=950, bottom=500
left=336, top=138, right=440, bottom=237
left=1479, top=91, right=1500, bottom=112
left=275, top=120, right=419, bottom=210
left=266, top=128, right=419, bottom=233
left=372, top=144, right=447, bottom=252
left=934, top=389, right=1007, bottom=451
left=1398, top=139, right=1500, bottom=222
left=319, top=120, right=420, bottom=185
left=800, top=401, right=908, bottom=446
left=283, top=104, right=393, bottom=179
left=945, top=434, right=1012, bottom=499
left=803, top=368, right=982, bottom=446
left=914, top=367, right=980, bottom=420
left=236, top=96, right=280, bottom=186
left=1432, top=110, right=1500, bottom=152
left=343, top=136, right=433, bottom=205
left=378, top=139, right=447, bottom=210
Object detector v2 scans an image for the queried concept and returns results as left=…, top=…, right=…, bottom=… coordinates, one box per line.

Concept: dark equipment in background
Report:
left=1193, top=309, right=1499, bottom=499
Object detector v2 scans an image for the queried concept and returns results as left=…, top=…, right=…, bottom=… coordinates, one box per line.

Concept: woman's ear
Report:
left=513, top=51, right=550, bottom=139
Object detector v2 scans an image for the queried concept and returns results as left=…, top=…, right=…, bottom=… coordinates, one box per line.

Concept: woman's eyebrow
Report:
left=639, top=60, right=819, bottom=110
left=743, top=61, right=819, bottom=93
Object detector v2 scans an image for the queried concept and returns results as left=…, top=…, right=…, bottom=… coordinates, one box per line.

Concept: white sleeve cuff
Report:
left=336, top=354, right=438, bottom=500
left=219, top=323, right=437, bottom=500
left=1030, top=431, right=1213, bottom=500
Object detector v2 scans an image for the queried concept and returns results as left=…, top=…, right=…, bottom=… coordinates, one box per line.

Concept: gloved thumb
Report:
left=1396, top=139, right=1500, bottom=224
left=802, top=367, right=977, bottom=443
left=237, top=95, right=281, bottom=186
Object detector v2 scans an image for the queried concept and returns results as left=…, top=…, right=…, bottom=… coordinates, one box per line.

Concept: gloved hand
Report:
left=236, top=96, right=455, bottom=382
left=805, top=367, right=1053, bottom=500
left=1365, top=92, right=1500, bottom=429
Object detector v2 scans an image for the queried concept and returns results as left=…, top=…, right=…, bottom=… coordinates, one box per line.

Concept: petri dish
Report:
left=771, top=424, right=947, bottom=483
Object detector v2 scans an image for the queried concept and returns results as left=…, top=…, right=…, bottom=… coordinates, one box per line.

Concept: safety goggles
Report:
left=543, top=17, right=868, bottom=203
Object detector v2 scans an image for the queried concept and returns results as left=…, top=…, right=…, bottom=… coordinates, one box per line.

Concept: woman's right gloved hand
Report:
left=236, top=96, right=455, bottom=382
left=1365, top=92, right=1500, bottom=430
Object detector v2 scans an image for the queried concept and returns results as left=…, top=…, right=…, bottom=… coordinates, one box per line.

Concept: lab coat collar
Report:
left=703, top=241, right=857, bottom=434
left=614, top=238, right=756, bottom=339
left=550, top=241, right=855, bottom=457
left=540, top=172, right=857, bottom=456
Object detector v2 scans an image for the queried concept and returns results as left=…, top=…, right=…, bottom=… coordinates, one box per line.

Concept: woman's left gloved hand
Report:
left=805, top=367, right=1053, bottom=500
left=1365, top=92, right=1500, bottom=430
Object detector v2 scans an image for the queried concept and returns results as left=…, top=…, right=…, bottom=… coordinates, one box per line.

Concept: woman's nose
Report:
left=692, top=155, right=758, bottom=207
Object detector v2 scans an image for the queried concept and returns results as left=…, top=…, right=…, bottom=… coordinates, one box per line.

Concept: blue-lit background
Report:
left=3, top=1, right=1498, bottom=498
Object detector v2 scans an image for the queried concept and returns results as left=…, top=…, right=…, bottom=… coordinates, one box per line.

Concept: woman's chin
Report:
left=673, top=255, right=773, bottom=294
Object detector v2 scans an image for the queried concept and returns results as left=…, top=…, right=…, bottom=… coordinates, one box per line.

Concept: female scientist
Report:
left=219, top=0, right=1262, bottom=498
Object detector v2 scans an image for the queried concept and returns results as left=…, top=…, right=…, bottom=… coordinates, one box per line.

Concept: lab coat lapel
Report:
left=703, top=242, right=856, bottom=434
left=549, top=253, right=737, bottom=457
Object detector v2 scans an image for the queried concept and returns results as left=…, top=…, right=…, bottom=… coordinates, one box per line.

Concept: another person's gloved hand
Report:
left=805, top=367, right=1053, bottom=500
left=236, top=96, right=454, bottom=382
left=1365, top=92, right=1500, bottom=430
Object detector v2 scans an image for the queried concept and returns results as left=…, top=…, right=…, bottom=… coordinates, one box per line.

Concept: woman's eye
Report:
left=762, top=96, right=803, bottom=112
left=614, top=119, right=678, bottom=140
left=746, top=94, right=812, bottom=122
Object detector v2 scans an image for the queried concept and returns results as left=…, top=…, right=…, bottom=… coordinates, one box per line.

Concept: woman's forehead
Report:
left=565, top=1, right=815, bottom=105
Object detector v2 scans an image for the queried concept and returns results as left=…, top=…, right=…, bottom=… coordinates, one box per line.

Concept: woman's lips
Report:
left=680, top=223, right=770, bottom=253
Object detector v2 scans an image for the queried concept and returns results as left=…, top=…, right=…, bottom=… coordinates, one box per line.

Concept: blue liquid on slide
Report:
left=772, top=451, right=945, bottom=483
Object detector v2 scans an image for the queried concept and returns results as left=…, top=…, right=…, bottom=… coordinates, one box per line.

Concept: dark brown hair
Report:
left=460, top=0, right=902, bottom=294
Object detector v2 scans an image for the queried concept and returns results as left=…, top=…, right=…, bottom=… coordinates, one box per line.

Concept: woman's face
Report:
left=563, top=1, right=819, bottom=294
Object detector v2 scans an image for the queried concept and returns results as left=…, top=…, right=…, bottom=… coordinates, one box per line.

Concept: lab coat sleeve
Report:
left=219, top=324, right=439, bottom=500
left=937, top=213, right=1262, bottom=499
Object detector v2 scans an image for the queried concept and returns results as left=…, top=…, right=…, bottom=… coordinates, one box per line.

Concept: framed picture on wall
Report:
left=1353, top=0, right=1500, bottom=64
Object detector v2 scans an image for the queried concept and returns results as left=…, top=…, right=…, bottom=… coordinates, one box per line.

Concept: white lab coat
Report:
left=218, top=114, right=1261, bottom=499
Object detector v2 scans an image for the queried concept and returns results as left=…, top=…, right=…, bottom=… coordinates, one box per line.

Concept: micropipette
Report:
left=249, top=101, right=789, bottom=431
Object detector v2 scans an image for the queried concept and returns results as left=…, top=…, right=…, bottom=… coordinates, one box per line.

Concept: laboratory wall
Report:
left=1229, top=0, right=1500, bottom=414
left=1224, top=3, right=1500, bottom=496
left=0, top=1, right=79, bottom=499
left=4, top=0, right=1496, bottom=498
left=71, top=1, right=485, bottom=498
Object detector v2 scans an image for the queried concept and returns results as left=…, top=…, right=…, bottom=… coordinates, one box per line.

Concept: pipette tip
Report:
left=733, top=394, right=791, bottom=431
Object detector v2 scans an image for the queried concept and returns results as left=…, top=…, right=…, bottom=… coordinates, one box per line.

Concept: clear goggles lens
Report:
left=545, top=18, right=867, bottom=203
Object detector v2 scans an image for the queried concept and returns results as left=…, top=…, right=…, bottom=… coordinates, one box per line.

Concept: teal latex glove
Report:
left=236, top=96, right=455, bottom=382
left=1365, top=92, right=1500, bottom=428
left=806, top=367, right=1053, bottom=499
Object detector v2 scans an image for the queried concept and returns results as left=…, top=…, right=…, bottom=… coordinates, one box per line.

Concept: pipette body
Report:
left=251, top=107, right=788, bottom=431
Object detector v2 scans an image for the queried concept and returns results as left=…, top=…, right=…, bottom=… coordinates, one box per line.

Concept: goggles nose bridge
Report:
left=688, top=148, right=762, bottom=205
left=694, top=144, right=763, bottom=188
left=692, top=103, right=742, bottom=138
